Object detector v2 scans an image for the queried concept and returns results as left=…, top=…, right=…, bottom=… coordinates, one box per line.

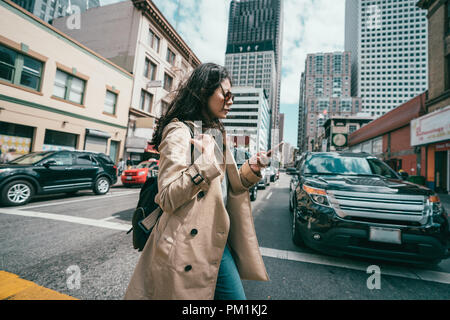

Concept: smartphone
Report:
left=266, top=141, right=284, bottom=157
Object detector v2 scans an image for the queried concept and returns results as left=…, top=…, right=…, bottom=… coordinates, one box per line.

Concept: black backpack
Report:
left=128, top=121, right=193, bottom=251
left=127, top=176, right=161, bottom=251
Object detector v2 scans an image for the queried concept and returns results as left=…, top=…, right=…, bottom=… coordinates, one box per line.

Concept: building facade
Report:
left=0, top=0, right=132, bottom=162
left=413, top=0, right=450, bottom=194
left=321, top=115, right=374, bottom=152
left=53, top=0, right=201, bottom=165
left=345, top=0, right=428, bottom=117
left=225, top=0, right=283, bottom=149
left=222, top=87, right=270, bottom=155
left=348, top=93, right=427, bottom=178
left=10, top=0, right=100, bottom=23
left=298, top=52, right=362, bottom=152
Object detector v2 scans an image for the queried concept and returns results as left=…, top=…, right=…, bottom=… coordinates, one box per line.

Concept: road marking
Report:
left=0, top=208, right=131, bottom=231
left=101, top=216, right=117, bottom=221
left=266, top=192, right=273, bottom=200
left=2, top=206, right=449, bottom=286
left=22, top=190, right=139, bottom=210
left=259, top=247, right=450, bottom=286
left=0, top=271, right=77, bottom=300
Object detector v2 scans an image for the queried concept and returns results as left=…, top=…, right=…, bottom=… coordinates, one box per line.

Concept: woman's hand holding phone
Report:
left=248, top=142, right=284, bottom=173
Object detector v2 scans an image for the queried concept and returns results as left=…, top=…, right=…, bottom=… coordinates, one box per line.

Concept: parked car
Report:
left=290, top=152, right=450, bottom=265
left=121, top=160, right=159, bottom=187
left=286, top=167, right=297, bottom=175
left=233, top=147, right=258, bottom=201
left=0, top=150, right=117, bottom=206
left=266, top=166, right=279, bottom=182
left=257, top=167, right=270, bottom=189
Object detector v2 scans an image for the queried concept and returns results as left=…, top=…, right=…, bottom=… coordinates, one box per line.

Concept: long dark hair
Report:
left=151, top=63, right=231, bottom=151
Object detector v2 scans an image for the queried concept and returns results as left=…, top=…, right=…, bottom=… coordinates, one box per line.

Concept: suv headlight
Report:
left=138, top=171, right=146, bottom=176
left=428, top=195, right=443, bottom=218
left=303, top=185, right=331, bottom=207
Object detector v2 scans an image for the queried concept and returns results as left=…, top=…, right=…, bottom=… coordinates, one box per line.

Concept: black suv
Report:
left=0, top=151, right=117, bottom=206
left=290, top=152, right=450, bottom=265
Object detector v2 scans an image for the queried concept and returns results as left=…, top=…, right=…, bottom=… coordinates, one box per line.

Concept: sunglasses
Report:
left=219, top=83, right=234, bottom=102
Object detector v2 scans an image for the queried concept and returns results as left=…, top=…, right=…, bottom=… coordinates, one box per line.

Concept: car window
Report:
left=95, top=154, right=113, bottom=166
left=76, top=154, right=95, bottom=165
left=45, top=152, right=73, bottom=166
left=9, top=152, right=55, bottom=165
left=367, top=158, right=398, bottom=179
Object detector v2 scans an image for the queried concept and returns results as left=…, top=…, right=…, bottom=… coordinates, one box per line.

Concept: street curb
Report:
left=0, top=271, right=77, bottom=300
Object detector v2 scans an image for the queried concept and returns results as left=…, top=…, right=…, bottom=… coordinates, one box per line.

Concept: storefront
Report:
left=43, top=129, right=77, bottom=151
left=84, top=128, right=111, bottom=154
left=411, top=105, right=450, bottom=193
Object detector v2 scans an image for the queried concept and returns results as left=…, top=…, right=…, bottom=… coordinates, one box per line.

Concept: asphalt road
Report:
left=0, top=173, right=449, bottom=300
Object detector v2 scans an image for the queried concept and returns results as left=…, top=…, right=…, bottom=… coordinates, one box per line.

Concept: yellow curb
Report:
left=0, top=271, right=78, bottom=300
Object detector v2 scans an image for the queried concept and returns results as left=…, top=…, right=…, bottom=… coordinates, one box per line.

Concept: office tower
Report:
left=222, top=87, right=271, bottom=154
left=298, top=52, right=362, bottom=152
left=10, top=0, right=100, bottom=23
left=224, top=0, right=283, bottom=149
left=345, top=0, right=428, bottom=117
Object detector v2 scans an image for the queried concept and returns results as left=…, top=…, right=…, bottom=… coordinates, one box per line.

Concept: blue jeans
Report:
left=214, top=244, right=247, bottom=300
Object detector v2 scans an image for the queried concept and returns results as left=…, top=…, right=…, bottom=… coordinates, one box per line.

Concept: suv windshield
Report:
left=136, top=162, right=157, bottom=169
left=304, top=154, right=399, bottom=179
left=8, top=152, right=55, bottom=165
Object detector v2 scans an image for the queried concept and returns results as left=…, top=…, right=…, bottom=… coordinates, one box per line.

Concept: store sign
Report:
left=0, top=135, right=31, bottom=155
left=411, top=105, right=450, bottom=146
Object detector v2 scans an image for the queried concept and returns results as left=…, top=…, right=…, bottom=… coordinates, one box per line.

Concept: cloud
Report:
left=281, top=0, right=345, bottom=105
left=152, top=0, right=231, bottom=64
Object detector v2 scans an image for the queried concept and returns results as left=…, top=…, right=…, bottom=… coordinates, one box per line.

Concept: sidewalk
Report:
left=0, top=271, right=76, bottom=300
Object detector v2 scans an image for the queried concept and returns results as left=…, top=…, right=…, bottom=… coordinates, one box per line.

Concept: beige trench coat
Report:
left=124, top=118, right=269, bottom=300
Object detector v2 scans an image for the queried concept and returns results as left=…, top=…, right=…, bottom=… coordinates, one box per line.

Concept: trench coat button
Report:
left=197, top=191, right=205, bottom=199
left=190, top=228, right=198, bottom=236
left=184, top=265, right=192, bottom=272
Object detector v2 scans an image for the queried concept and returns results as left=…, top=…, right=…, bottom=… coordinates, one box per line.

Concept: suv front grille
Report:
left=327, top=190, right=427, bottom=226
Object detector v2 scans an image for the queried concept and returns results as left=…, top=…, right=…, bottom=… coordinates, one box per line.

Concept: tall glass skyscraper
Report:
left=224, top=0, right=283, bottom=149
left=345, top=0, right=428, bottom=117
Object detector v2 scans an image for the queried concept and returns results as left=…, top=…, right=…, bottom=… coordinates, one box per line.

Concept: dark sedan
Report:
left=0, top=151, right=117, bottom=206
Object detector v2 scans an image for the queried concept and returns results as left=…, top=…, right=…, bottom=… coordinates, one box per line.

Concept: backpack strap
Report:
left=140, top=207, right=162, bottom=232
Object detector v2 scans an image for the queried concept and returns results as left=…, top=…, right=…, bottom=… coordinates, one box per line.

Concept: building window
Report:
left=0, top=44, right=43, bottom=91
left=149, top=29, right=160, bottom=52
left=104, top=90, right=117, bottom=115
left=144, top=58, right=157, bottom=80
left=349, top=125, right=357, bottom=134
left=163, top=72, right=173, bottom=91
left=53, top=69, right=86, bottom=105
left=166, top=48, right=176, bottom=66
left=140, top=89, right=153, bottom=113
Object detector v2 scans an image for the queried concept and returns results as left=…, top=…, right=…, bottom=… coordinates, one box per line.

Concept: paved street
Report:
left=0, top=173, right=449, bottom=300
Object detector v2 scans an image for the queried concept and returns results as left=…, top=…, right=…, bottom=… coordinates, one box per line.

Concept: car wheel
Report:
left=292, top=209, right=304, bottom=247
left=93, top=176, right=110, bottom=195
left=1, top=180, right=34, bottom=206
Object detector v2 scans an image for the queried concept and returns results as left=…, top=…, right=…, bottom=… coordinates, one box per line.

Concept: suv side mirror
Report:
left=398, top=171, right=409, bottom=180
left=43, top=160, right=57, bottom=168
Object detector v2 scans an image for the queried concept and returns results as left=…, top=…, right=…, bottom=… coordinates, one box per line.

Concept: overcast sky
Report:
left=100, top=0, right=346, bottom=148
